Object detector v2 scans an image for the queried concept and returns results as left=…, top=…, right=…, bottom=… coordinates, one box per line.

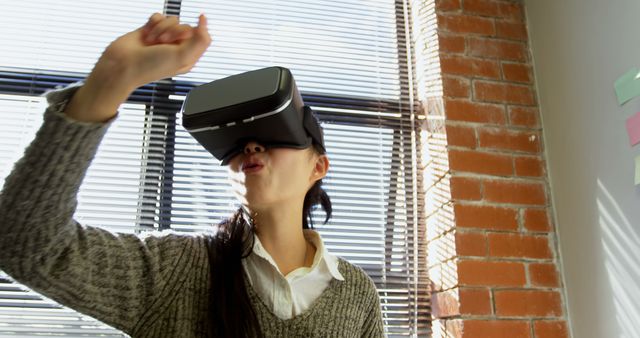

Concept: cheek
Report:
left=270, top=150, right=313, bottom=186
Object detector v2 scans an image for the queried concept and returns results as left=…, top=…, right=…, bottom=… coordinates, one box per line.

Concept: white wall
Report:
left=525, top=1, right=640, bottom=337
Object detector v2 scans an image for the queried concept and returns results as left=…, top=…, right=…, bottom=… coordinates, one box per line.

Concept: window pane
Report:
left=0, top=1, right=163, bottom=73
left=0, top=94, right=46, bottom=189
left=178, top=0, right=401, bottom=100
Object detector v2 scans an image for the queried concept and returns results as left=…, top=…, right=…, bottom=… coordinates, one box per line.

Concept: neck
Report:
left=243, top=201, right=315, bottom=276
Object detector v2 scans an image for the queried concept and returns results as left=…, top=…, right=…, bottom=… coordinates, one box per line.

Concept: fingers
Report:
left=197, top=13, right=210, bottom=40
left=142, top=12, right=163, bottom=33
left=145, top=15, right=179, bottom=43
left=158, top=24, right=193, bottom=43
left=191, top=14, right=211, bottom=45
left=142, top=13, right=204, bottom=45
left=137, top=13, right=212, bottom=77
left=169, top=14, right=211, bottom=74
left=178, top=14, right=212, bottom=56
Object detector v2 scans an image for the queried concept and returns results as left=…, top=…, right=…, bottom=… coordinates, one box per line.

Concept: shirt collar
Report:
left=250, top=229, right=344, bottom=281
left=303, top=229, right=345, bottom=281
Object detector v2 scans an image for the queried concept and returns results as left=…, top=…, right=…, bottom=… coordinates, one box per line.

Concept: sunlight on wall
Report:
left=411, top=0, right=458, bottom=335
left=597, top=179, right=640, bottom=338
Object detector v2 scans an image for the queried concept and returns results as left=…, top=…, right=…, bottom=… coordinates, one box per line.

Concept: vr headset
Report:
left=180, top=66, right=325, bottom=165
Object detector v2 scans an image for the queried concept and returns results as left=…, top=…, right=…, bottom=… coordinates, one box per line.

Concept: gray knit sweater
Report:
left=0, top=84, right=385, bottom=338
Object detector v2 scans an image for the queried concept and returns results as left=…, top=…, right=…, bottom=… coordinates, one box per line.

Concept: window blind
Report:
left=0, top=0, right=430, bottom=336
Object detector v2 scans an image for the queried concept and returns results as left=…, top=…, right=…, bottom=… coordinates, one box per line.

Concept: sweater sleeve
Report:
left=361, top=276, right=386, bottom=338
left=0, top=83, right=195, bottom=336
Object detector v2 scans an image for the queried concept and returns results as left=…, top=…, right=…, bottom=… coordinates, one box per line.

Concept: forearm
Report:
left=64, top=69, right=133, bottom=123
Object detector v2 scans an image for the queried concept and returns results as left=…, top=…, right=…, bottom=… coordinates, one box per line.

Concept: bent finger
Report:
left=140, top=12, right=164, bottom=33
left=158, top=24, right=193, bottom=43
left=146, top=16, right=179, bottom=42
left=178, top=14, right=212, bottom=59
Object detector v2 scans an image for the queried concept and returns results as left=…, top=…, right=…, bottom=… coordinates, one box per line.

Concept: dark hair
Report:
left=206, top=142, right=331, bottom=337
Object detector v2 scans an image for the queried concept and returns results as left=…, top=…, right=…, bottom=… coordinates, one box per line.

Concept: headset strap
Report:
left=302, top=105, right=326, bottom=153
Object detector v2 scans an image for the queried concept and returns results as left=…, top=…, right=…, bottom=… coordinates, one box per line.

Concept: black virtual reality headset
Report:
left=180, top=66, right=325, bottom=165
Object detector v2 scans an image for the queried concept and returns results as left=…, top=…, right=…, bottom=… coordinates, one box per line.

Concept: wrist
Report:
left=84, top=64, right=136, bottom=102
left=64, top=76, right=132, bottom=123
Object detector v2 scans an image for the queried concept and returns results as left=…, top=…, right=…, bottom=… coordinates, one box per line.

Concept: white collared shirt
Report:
left=241, top=229, right=345, bottom=319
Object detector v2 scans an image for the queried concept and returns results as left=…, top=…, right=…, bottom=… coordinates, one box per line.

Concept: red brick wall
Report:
left=416, top=0, right=570, bottom=337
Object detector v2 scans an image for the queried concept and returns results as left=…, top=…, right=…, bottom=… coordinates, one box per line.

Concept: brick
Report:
left=445, top=319, right=464, bottom=337
left=502, top=62, right=532, bottom=83
left=494, top=290, right=563, bottom=317
left=430, top=261, right=458, bottom=291
left=478, top=127, right=541, bottom=153
left=441, top=55, right=501, bottom=79
left=488, top=233, right=552, bottom=259
left=463, top=0, right=500, bottom=17
left=462, top=320, right=530, bottom=338
left=534, top=320, right=569, bottom=338
left=438, top=13, right=495, bottom=35
left=529, top=263, right=560, bottom=288
left=445, top=99, right=506, bottom=124
left=449, top=149, right=513, bottom=176
left=515, top=156, right=544, bottom=177
left=474, top=81, right=536, bottom=105
left=498, top=1, right=525, bottom=22
left=446, top=124, right=476, bottom=148
left=436, top=0, right=461, bottom=11
left=450, top=176, right=482, bottom=200
left=459, top=288, right=492, bottom=315
left=509, top=106, right=541, bottom=128
left=432, top=289, right=461, bottom=318
left=461, top=1, right=525, bottom=22
left=462, top=0, right=525, bottom=21
left=458, top=259, right=526, bottom=286
left=439, top=34, right=466, bottom=53
left=443, top=76, right=471, bottom=97
left=484, top=180, right=547, bottom=205
left=456, top=230, right=487, bottom=256
left=429, top=232, right=457, bottom=264
left=454, top=203, right=518, bottom=230
left=468, top=37, right=528, bottom=61
left=524, top=208, right=552, bottom=231
left=496, top=20, right=529, bottom=41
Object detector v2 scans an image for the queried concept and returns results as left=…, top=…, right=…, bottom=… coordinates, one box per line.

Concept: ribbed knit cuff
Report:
left=43, top=81, right=119, bottom=128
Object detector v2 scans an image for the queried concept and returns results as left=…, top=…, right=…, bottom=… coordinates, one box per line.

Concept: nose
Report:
left=243, top=141, right=265, bottom=154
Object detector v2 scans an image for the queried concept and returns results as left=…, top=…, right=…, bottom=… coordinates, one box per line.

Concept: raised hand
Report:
left=65, top=13, right=212, bottom=123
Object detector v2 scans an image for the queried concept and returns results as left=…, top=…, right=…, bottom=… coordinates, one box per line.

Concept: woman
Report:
left=0, top=13, right=384, bottom=338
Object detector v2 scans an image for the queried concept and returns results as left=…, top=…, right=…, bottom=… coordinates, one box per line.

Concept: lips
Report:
left=241, top=157, right=265, bottom=172
left=242, top=164, right=263, bottom=173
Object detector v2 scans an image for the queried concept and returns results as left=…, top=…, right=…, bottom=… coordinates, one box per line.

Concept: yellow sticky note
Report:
left=636, top=156, right=640, bottom=185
